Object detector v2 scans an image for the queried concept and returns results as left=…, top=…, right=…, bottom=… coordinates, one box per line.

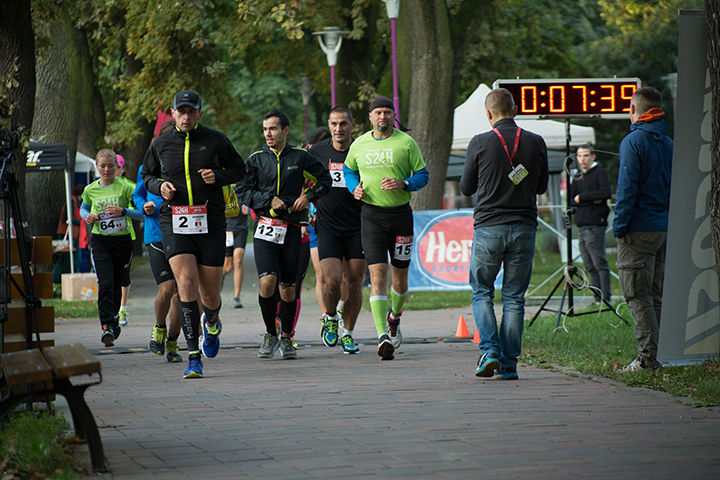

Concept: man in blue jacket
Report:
left=613, top=87, right=673, bottom=372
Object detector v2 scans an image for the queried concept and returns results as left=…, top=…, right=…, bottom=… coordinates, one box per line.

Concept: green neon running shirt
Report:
left=344, top=129, right=426, bottom=207
left=82, top=177, right=136, bottom=236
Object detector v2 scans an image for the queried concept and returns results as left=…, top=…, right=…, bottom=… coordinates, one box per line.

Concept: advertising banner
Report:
left=408, top=208, right=502, bottom=291
left=657, top=10, right=719, bottom=364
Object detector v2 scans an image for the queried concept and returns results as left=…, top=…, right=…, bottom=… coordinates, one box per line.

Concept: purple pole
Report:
left=330, top=65, right=336, bottom=108
left=391, top=17, right=400, bottom=120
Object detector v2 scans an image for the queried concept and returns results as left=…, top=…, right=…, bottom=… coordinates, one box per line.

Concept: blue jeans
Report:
left=469, top=223, right=536, bottom=370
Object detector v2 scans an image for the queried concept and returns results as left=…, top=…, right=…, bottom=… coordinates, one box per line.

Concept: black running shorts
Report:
left=160, top=225, right=226, bottom=267
left=253, top=223, right=302, bottom=287
left=147, top=242, right=175, bottom=285
left=361, top=203, right=414, bottom=269
left=317, top=231, right=364, bottom=262
left=225, top=227, right=249, bottom=257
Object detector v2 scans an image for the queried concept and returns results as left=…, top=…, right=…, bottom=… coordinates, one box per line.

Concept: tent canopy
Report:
left=452, top=83, right=596, bottom=154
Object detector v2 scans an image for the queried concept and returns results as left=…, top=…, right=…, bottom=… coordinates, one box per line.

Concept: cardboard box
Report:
left=61, top=273, right=98, bottom=301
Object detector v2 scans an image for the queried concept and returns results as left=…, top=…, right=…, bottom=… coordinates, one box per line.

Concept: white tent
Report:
left=452, top=84, right=596, bottom=154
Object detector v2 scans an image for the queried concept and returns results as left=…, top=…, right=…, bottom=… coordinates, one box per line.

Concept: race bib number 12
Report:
left=394, top=235, right=413, bottom=261
left=254, top=216, right=288, bottom=244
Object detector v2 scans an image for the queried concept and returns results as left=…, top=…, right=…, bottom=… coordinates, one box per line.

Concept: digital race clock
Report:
left=492, top=78, right=641, bottom=119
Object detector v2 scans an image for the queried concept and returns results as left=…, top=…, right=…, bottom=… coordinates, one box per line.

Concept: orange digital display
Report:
left=493, top=78, right=641, bottom=119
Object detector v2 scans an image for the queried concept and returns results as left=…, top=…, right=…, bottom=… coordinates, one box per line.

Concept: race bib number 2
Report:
left=254, top=216, right=288, bottom=244
left=98, top=213, right=127, bottom=234
left=394, top=235, right=413, bottom=261
left=172, top=205, right=208, bottom=234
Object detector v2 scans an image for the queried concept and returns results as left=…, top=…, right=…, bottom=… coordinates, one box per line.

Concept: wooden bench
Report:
left=1, top=236, right=107, bottom=472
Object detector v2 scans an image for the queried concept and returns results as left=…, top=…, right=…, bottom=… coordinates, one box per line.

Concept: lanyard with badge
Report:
left=493, top=126, right=528, bottom=185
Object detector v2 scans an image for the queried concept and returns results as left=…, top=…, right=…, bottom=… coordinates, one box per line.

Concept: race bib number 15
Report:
left=394, top=235, right=413, bottom=261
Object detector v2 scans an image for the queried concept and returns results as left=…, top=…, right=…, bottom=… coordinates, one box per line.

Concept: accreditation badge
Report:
left=508, top=164, right=529, bottom=185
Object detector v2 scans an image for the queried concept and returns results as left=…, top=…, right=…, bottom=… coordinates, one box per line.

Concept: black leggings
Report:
left=90, top=234, right=133, bottom=327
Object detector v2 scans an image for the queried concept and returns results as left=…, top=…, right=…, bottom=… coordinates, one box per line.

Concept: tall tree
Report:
left=0, top=0, right=35, bottom=216
left=707, top=0, right=720, bottom=299
left=401, top=0, right=490, bottom=210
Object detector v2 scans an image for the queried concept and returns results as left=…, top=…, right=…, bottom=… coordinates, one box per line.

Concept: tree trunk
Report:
left=401, top=0, right=454, bottom=211
left=30, top=7, right=82, bottom=237
left=0, top=0, right=35, bottom=216
left=400, top=0, right=489, bottom=211
left=707, top=2, right=720, bottom=302
left=76, top=26, right=106, bottom=160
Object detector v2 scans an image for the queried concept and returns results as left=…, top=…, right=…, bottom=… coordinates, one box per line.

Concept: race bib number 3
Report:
left=98, top=213, right=127, bottom=234
left=254, top=216, right=288, bottom=244
left=172, top=205, right=208, bottom=234
left=329, top=162, right=346, bottom=188
left=394, top=235, right=413, bottom=261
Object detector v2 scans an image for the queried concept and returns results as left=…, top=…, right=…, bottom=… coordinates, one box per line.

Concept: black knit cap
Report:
left=369, top=96, right=394, bottom=112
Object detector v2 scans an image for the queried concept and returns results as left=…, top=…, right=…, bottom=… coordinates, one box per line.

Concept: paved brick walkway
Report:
left=52, top=248, right=720, bottom=479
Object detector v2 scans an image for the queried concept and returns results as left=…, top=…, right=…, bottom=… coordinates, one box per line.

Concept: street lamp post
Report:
left=383, top=0, right=401, bottom=120
left=299, top=77, right=314, bottom=140
left=312, top=27, right=350, bottom=108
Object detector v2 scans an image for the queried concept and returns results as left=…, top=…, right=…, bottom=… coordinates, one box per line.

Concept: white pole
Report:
left=65, top=155, right=74, bottom=274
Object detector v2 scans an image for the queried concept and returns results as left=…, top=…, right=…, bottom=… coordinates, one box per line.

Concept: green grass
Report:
left=0, top=410, right=80, bottom=479
left=523, top=308, right=720, bottom=405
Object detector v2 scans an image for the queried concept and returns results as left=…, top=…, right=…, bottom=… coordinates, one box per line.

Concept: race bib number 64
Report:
left=394, top=235, right=413, bottom=261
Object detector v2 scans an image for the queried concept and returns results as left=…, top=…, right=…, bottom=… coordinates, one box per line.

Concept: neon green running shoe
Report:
left=340, top=334, right=359, bottom=354
left=149, top=324, right=167, bottom=355
left=165, top=340, right=182, bottom=363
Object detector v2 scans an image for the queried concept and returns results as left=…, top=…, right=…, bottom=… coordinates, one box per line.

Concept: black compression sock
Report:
left=258, top=295, right=278, bottom=335
left=180, top=300, right=201, bottom=352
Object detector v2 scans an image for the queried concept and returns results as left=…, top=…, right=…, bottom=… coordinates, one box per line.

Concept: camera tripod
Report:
left=527, top=118, right=629, bottom=330
left=1, top=147, right=44, bottom=353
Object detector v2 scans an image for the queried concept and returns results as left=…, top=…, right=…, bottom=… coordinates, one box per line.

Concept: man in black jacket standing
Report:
left=568, top=144, right=612, bottom=305
left=460, top=88, right=548, bottom=380
left=237, top=110, right=331, bottom=360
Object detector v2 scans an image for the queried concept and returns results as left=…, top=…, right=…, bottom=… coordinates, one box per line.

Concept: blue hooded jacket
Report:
left=613, top=112, right=673, bottom=238
left=133, top=165, right=164, bottom=245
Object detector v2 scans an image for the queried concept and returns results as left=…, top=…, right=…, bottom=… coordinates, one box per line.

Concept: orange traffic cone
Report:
left=471, top=326, right=480, bottom=343
left=455, top=315, right=470, bottom=338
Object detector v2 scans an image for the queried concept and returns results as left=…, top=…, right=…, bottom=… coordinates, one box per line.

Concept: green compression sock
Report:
left=369, top=295, right=388, bottom=336
left=391, top=287, right=408, bottom=316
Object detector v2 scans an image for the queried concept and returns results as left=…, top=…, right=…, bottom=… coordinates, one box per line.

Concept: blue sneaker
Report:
left=341, top=334, right=359, bottom=354
left=183, top=357, right=204, bottom=378
left=321, top=314, right=339, bottom=347
left=475, top=352, right=500, bottom=377
left=200, top=314, right=222, bottom=358
left=496, top=366, right=519, bottom=380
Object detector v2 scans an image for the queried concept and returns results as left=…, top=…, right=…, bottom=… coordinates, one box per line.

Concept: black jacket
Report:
left=142, top=124, right=245, bottom=232
left=568, top=162, right=611, bottom=227
left=460, top=118, right=549, bottom=228
left=237, top=143, right=331, bottom=225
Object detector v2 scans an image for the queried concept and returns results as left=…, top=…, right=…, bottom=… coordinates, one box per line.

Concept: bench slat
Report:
left=43, top=344, right=100, bottom=378
left=1, top=349, right=53, bottom=386
left=3, top=339, right=54, bottom=353
left=5, top=305, right=55, bottom=334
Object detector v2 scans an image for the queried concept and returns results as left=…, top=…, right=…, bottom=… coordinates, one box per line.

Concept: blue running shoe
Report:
left=341, top=334, right=359, bottom=354
left=495, top=366, right=519, bottom=380
left=200, top=314, right=222, bottom=358
left=475, top=352, right=500, bottom=377
left=321, top=314, right=339, bottom=347
left=183, top=357, right=203, bottom=378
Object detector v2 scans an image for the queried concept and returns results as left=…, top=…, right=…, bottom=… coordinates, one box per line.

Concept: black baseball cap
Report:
left=173, top=90, right=202, bottom=110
